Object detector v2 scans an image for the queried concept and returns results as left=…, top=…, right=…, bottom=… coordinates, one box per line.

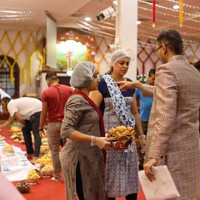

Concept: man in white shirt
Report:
left=0, top=97, right=42, bottom=162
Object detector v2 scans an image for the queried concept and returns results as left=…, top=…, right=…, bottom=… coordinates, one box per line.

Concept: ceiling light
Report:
left=85, top=17, right=91, bottom=22
left=173, top=5, right=179, bottom=9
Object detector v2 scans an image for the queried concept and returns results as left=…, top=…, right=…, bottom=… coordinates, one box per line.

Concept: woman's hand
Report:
left=91, top=136, right=113, bottom=150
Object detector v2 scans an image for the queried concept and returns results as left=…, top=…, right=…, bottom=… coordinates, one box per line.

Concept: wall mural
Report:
left=56, top=29, right=97, bottom=72
left=56, top=40, right=88, bottom=71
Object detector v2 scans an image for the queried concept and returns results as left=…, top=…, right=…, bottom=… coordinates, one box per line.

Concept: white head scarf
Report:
left=110, top=49, right=130, bottom=66
left=70, top=61, right=96, bottom=88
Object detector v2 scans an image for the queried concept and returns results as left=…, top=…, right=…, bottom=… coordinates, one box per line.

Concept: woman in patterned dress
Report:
left=90, top=50, right=144, bottom=200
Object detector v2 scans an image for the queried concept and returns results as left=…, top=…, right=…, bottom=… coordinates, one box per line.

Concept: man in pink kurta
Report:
left=143, top=30, right=200, bottom=200
left=108, top=30, right=200, bottom=200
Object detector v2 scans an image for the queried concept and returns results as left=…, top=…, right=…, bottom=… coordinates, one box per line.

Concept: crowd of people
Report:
left=0, top=29, right=200, bottom=200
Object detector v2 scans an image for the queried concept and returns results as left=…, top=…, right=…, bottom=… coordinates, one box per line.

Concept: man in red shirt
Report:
left=39, top=71, right=73, bottom=181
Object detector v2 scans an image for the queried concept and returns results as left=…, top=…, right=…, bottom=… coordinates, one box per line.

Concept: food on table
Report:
left=27, top=169, right=40, bottom=179
left=40, top=165, right=53, bottom=177
left=13, top=138, right=20, bottom=143
left=9, top=125, right=22, bottom=133
left=16, top=181, right=31, bottom=193
left=0, top=134, right=5, bottom=141
left=41, top=165, right=53, bottom=173
left=3, top=145, right=15, bottom=153
left=35, top=152, right=52, bottom=168
left=10, top=134, right=19, bottom=139
left=40, top=145, right=49, bottom=154
left=19, top=139, right=25, bottom=143
left=41, top=137, right=48, bottom=144
left=40, top=165, right=53, bottom=178
left=10, top=131, right=24, bottom=143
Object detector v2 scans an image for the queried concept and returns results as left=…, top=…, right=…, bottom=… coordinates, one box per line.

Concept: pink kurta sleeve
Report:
left=142, top=84, right=154, bottom=97
left=148, top=65, right=178, bottom=160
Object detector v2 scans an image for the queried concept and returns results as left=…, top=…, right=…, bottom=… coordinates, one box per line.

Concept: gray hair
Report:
left=70, top=61, right=96, bottom=88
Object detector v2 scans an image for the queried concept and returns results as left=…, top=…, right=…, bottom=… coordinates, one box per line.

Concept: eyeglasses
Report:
left=154, top=43, right=168, bottom=53
left=117, top=60, right=130, bottom=66
left=154, top=46, right=161, bottom=53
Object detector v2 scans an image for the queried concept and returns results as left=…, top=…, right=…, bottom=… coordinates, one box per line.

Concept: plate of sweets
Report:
left=41, top=137, right=48, bottom=145
left=40, top=145, right=49, bottom=154
left=2, top=145, right=15, bottom=156
left=16, top=181, right=31, bottom=193
left=107, top=126, right=135, bottom=150
left=27, top=169, right=41, bottom=185
left=40, top=165, right=53, bottom=178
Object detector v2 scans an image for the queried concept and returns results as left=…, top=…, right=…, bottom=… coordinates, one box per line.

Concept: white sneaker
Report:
left=51, top=177, right=60, bottom=182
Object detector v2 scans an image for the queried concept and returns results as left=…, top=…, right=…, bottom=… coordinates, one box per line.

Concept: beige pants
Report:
left=47, top=122, right=62, bottom=179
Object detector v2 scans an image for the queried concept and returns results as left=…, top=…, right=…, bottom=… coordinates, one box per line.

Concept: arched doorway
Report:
left=0, top=55, right=20, bottom=98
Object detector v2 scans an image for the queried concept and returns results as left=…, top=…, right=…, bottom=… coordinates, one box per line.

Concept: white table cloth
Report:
left=0, top=140, right=36, bottom=181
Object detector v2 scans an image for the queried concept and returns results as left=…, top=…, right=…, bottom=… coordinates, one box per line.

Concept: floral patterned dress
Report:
left=98, top=77, right=140, bottom=198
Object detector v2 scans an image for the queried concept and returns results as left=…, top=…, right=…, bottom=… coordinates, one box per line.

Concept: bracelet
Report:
left=91, top=136, right=98, bottom=146
left=38, top=128, right=43, bottom=131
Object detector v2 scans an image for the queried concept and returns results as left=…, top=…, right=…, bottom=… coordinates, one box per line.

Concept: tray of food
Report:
left=16, top=181, right=31, bottom=193
left=107, top=126, right=135, bottom=150
left=40, top=165, right=53, bottom=178
left=2, top=145, right=15, bottom=156
left=27, top=169, right=41, bottom=185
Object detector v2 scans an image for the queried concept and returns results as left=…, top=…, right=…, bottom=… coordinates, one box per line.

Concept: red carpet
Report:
left=1, top=127, right=146, bottom=200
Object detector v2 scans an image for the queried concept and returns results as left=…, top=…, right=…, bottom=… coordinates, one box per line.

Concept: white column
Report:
left=46, top=16, right=57, bottom=69
left=38, top=16, right=57, bottom=97
left=116, top=0, right=138, bottom=80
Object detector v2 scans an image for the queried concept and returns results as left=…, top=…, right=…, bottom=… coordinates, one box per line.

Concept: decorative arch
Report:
left=0, top=55, right=20, bottom=98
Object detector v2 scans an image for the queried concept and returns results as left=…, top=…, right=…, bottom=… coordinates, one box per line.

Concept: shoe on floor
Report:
left=51, top=177, right=61, bottom=182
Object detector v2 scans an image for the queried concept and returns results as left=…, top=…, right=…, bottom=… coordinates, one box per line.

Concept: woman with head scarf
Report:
left=90, top=50, right=144, bottom=200
left=60, top=61, right=112, bottom=200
